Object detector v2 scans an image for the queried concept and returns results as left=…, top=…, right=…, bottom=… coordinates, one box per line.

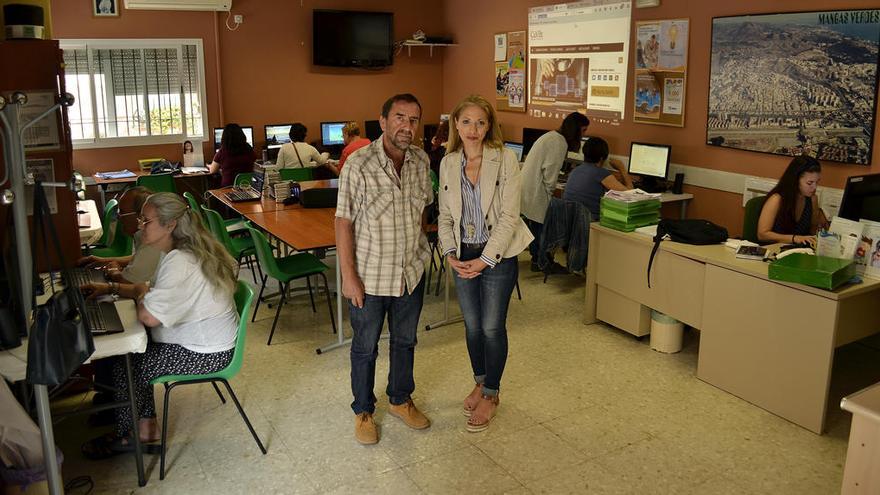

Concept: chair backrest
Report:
left=742, top=195, right=767, bottom=243
left=108, top=215, right=134, bottom=255
left=136, top=173, right=177, bottom=193
left=182, top=191, right=204, bottom=221
left=429, top=169, right=439, bottom=195
left=279, top=168, right=313, bottom=182
left=246, top=224, right=283, bottom=280
left=201, top=206, right=235, bottom=256
left=234, top=173, right=254, bottom=187
left=97, top=198, right=118, bottom=246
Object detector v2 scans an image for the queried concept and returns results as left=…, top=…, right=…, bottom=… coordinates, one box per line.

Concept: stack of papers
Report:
left=181, top=166, right=208, bottom=174
left=94, top=170, right=136, bottom=180
left=603, top=189, right=662, bottom=203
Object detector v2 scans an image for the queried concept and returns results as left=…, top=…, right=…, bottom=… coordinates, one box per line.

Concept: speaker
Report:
left=300, top=187, right=339, bottom=208
left=672, top=173, right=685, bottom=194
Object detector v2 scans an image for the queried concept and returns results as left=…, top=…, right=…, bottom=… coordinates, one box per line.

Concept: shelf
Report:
left=401, top=41, right=457, bottom=57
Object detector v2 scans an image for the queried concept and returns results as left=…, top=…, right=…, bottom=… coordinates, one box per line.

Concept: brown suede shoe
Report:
left=355, top=412, right=378, bottom=445
left=388, top=399, right=431, bottom=430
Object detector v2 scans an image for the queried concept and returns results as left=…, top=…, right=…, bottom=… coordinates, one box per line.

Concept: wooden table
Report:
left=93, top=169, right=212, bottom=206
left=77, top=199, right=102, bottom=245
left=585, top=223, right=880, bottom=434
left=209, top=180, right=345, bottom=354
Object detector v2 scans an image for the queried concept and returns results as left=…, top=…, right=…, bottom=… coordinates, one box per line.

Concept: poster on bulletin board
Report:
left=633, top=18, right=689, bottom=127
left=495, top=30, right=527, bottom=113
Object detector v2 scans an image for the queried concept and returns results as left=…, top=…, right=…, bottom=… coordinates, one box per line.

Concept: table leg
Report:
left=124, top=354, right=146, bottom=487
left=317, top=254, right=350, bottom=354
left=679, top=199, right=688, bottom=219
left=425, top=258, right=463, bottom=331
left=99, top=184, right=108, bottom=210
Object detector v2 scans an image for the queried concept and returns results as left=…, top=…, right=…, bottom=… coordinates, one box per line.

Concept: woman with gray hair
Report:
left=82, top=192, right=240, bottom=459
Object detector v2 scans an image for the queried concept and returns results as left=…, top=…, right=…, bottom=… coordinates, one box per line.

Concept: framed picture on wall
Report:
left=94, top=0, right=119, bottom=17
left=707, top=9, right=880, bottom=165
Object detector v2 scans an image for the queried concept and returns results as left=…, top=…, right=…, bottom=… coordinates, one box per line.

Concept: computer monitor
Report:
left=320, top=122, right=346, bottom=147
left=839, top=173, right=880, bottom=222
left=628, top=142, right=671, bottom=192
left=522, top=127, right=550, bottom=159
left=264, top=124, right=292, bottom=150
left=364, top=120, right=381, bottom=141
left=214, top=126, right=254, bottom=151
left=504, top=141, right=524, bottom=162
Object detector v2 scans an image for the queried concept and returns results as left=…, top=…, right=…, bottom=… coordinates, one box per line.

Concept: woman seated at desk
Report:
left=757, top=155, right=828, bottom=247
left=562, top=136, right=633, bottom=219
left=326, top=122, right=371, bottom=176
left=275, top=122, right=330, bottom=169
left=208, top=123, right=257, bottom=187
left=81, top=192, right=239, bottom=458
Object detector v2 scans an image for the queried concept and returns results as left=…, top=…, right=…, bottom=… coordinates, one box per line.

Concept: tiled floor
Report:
left=55, top=256, right=880, bottom=494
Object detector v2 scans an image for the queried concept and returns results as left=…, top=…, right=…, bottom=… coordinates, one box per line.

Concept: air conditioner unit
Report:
left=124, top=0, right=232, bottom=11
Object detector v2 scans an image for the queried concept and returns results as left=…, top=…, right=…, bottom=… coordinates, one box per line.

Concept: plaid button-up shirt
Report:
left=335, top=138, right=432, bottom=297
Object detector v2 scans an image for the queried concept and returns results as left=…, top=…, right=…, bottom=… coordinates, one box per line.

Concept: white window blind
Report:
left=60, top=39, right=206, bottom=148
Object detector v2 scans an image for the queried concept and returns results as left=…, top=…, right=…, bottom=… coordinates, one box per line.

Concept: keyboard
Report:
left=84, top=299, right=125, bottom=335
left=66, top=267, right=105, bottom=288
left=225, top=189, right=261, bottom=202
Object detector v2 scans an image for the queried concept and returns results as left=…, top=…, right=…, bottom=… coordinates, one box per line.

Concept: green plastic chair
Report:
left=150, top=282, right=267, bottom=480
left=89, top=199, right=133, bottom=258
left=429, top=169, right=439, bottom=195
left=279, top=168, right=313, bottom=182
left=183, top=191, right=244, bottom=235
left=201, top=206, right=261, bottom=284
left=742, top=195, right=767, bottom=243
left=136, top=172, right=177, bottom=193
left=247, top=224, right=336, bottom=345
left=93, top=198, right=118, bottom=247
left=234, top=173, right=254, bottom=187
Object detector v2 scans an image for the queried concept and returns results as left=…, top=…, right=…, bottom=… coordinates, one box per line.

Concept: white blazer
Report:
left=437, top=144, right=534, bottom=263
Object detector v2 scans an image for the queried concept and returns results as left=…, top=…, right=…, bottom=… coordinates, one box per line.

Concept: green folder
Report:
left=768, top=253, right=855, bottom=290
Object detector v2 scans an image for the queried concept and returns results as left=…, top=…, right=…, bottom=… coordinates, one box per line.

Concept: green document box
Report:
left=768, top=253, right=855, bottom=290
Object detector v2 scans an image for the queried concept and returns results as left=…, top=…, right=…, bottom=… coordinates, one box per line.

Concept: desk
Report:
left=554, top=184, right=693, bottom=219
left=584, top=224, right=880, bottom=434
left=93, top=170, right=211, bottom=206
left=77, top=200, right=102, bottom=245
left=0, top=298, right=149, bottom=486
left=209, top=181, right=344, bottom=354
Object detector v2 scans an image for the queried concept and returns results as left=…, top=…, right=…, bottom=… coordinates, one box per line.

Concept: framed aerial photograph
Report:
left=94, top=0, right=119, bottom=17
left=707, top=9, right=880, bottom=165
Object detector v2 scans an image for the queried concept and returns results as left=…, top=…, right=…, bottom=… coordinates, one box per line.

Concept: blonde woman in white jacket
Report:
left=438, top=95, right=533, bottom=433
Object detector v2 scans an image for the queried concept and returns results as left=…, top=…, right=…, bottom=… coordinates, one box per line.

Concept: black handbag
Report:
left=26, top=181, right=95, bottom=386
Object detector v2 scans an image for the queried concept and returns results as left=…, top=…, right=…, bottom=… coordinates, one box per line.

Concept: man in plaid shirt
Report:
left=335, top=94, right=433, bottom=445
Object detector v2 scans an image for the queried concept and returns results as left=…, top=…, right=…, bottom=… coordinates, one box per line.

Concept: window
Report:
left=60, top=39, right=207, bottom=149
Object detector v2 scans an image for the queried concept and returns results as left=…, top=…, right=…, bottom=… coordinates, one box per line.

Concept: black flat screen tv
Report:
left=313, top=10, right=393, bottom=68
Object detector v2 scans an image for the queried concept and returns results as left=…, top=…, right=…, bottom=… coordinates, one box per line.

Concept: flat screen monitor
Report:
left=264, top=124, right=292, bottom=150
left=504, top=142, right=524, bottom=162
left=839, top=173, right=880, bottom=222
left=214, top=126, right=253, bottom=151
left=628, top=142, right=670, bottom=179
left=313, top=10, right=393, bottom=68
left=364, top=120, right=381, bottom=141
left=321, top=122, right=347, bottom=147
left=522, top=127, right=550, bottom=159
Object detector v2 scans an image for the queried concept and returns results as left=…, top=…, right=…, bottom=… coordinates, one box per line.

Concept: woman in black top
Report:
left=757, top=155, right=828, bottom=247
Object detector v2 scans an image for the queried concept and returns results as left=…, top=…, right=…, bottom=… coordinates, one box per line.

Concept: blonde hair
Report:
left=342, top=121, right=360, bottom=137
left=446, top=94, right=504, bottom=153
left=144, top=193, right=237, bottom=295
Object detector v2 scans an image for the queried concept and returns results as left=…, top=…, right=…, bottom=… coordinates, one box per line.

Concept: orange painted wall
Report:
left=49, top=0, right=446, bottom=176
left=441, top=0, right=880, bottom=235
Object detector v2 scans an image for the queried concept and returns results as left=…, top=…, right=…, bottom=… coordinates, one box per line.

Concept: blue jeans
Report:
left=349, top=277, right=425, bottom=415
left=525, top=218, right=543, bottom=262
left=453, top=245, right=517, bottom=395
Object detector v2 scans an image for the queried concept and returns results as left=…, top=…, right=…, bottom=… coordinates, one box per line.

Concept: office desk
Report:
left=210, top=183, right=344, bottom=354
left=77, top=200, right=102, bottom=245
left=584, top=224, right=880, bottom=434
left=0, top=299, right=150, bottom=486
left=94, top=170, right=211, bottom=206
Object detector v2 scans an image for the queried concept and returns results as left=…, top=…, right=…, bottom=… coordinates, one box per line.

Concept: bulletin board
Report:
left=494, top=30, right=527, bottom=113
left=633, top=18, right=689, bottom=127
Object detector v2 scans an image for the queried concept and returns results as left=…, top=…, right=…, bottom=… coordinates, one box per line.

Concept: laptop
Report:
left=62, top=269, right=126, bottom=335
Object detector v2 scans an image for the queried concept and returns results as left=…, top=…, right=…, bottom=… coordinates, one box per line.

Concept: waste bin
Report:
left=650, top=310, right=683, bottom=354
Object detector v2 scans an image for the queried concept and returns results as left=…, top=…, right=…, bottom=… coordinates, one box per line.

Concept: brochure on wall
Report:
left=25, top=158, right=57, bottom=214
left=633, top=19, right=689, bottom=127
left=495, top=30, right=527, bottom=113
left=19, top=91, right=61, bottom=151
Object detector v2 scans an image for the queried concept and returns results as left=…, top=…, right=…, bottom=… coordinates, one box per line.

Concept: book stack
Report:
left=270, top=180, right=291, bottom=203
left=599, top=190, right=661, bottom=232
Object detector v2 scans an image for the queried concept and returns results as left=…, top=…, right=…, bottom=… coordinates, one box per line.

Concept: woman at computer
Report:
left=437, top=95, right=533, bottom=433
left=520, top=111, right=590, bottom=272
left=428, top=119, right=449, bottom=177
left=757, top=155, right=828, bottom=247
left=81, top=193, right=239, bottom=459
left=275, top=122, right=330, bottom=169
left=208, top=123, right=256, bottom=187
left=326, top=122, right=371, bottom=176
left=563, top=137, right=633, bottom=219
